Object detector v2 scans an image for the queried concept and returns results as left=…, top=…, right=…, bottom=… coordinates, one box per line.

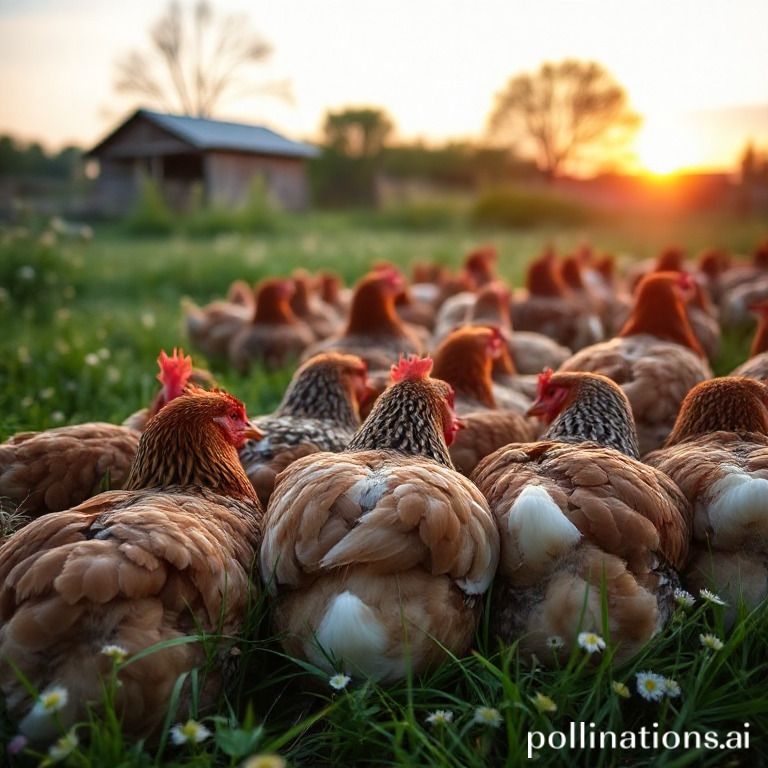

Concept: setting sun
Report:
left=635, top=114, right=706, bottom=175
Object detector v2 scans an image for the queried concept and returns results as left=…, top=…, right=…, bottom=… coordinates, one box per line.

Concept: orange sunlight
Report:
left=635, top=114, right=711, bottom=176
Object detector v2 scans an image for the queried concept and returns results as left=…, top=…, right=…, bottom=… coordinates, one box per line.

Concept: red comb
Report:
left=675, top=271, right=695, bottom=291
left=157, top=348, right=193, bottom=399
left=391, top=355, right=433, bottom=383
left=536, top=367, right=554, bottom=397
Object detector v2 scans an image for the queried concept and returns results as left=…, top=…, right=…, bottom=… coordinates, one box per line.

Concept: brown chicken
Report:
left=260, top=356, right=499, bottom=681
left=559, top=272, right=712, bottom=454
left=302, top=267, right=423, bottom=372
left=240, top=353, right=370, bottom=507
left=0, top=349, right=194, bottom=519
left=432, top=327, right=534, bottom=475
left=290, top=269, right=340, bottom=340
left=472, top=371, right=691, bottom=664
left=0, top=388, right=263, bottom=742
left=182, top=288, right=252, bottom=362
left=229, top=278, right=315, bottom=372
left=731, top=299, right=768, bottom=380
left=645, top=377, right=768, bottom=619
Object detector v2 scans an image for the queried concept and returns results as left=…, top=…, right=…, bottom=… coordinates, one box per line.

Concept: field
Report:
left=1, top=211, right=768, bottom=767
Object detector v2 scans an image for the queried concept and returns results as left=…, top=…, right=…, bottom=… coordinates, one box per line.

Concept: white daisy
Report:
left=577, top=631, right=606, bottom=654
left=611, top=681, right=630, bottom=699
left=84, top=353, right=100, bottom=366
left=635, top=671, right=666, bottom=702
left=699, top=589, right=727, bottom=606
left=101, top=644, right=129, bottom=663
left=329, top=673, right=351, bottom=691
left=425, top=709, right=454, bottom=726
left=48, top=728, right=78, bottom=761
left=674, top=588, right=695, bottom=608
left=699, top=633, right=724, bottom=651
left=30, top=686, right=69, bottom=717
left=545, top=635, right=565, bottom=650
left=170, top=719, right=212, bottom=745
left=241, top=755, right=287, bottom=768
left=664, top=678, right=681, bottom=698
left=531, top=693, right=557, bottom=714
left=472, top=706, right=503, bottom=728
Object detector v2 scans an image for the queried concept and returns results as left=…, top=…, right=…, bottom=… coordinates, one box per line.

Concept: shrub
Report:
left=123, top=175, right=174, bottom=236
left=472, top=186, right=594, bottom=228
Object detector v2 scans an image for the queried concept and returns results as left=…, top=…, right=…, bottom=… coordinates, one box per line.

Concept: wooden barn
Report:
left=87, top=108, right=318, bottom=214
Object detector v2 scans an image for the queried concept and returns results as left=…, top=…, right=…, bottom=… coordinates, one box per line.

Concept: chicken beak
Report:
left=242, top=424, right=264, bottom=441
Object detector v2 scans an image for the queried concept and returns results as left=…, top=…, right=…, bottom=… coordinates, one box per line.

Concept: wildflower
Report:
left=241, top=755, right=286, bottom=768
left=699, top=633, right=724, bottom=651
left=50, top=411, right=65, bottom=424
left=531, top=693, right=557, bottom=714
left=545, top=635, right=565, bottom=650
left=170, top=719, right=211, bottom=745
left=101, top=644, right=129, bottom=663
left=39, top=387, right=55, bottom=400
left=699, top=588, right=726, bottom=606
left=611, top=681, right=630, bottom=699
left=30, top=686, right=69, bottom=717
left=635, top=672, right=666, bottom=702
left=97, top=347, right=111, bottom=361
left=48, top=728, right=78, bottom=762
left=6, top=734, right=28, bottom=755
left=674, top=588, right=695, bottom=608
left=18, top=346, right=31, bottom=365
left=17, top=265, right=36, bottom=281
left=106, top=366, right=121, bottom=383
left=21, top=396, right=34, bottom=409
left=426, top=709, right=454, bottom=726
left=329, top=673, right=351, bottom=691
left=577, top=631, right=606, bottom=654
left=84, top=353, right=100, bottom=366
left=472, top=706, right=503, bottom=728
left=664, top=678, right=681, bottom=698
left=141, top=312, right=156, bottom=329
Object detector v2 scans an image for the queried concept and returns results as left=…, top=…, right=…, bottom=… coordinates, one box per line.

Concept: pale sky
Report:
left=1, top=0, right=767, bottom=173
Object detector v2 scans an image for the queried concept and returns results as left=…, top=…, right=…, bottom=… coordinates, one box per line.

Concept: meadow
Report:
left=1, top=210, right=767, bottom=767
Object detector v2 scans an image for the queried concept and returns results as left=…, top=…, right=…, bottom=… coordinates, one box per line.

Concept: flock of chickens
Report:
left=2, top=239, right=768, bottom=744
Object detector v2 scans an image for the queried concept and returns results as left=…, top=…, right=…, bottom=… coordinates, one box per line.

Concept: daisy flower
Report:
left=425, top=709, right=454, bottom=726
left=170, top=719, right=212, bottom=745
left=577, top=631, right=606, bottom=654
left=546, top=635, right=565, bottom=650
left=241, top=755, right=287, bottom=768
left=699, top=633, right=724, bottom=651
left=48, top=728, right=79, bottom=761
left=30, top=686, right=68, bottom=717
left=674, top=588, right=695, bottom=608
left=101, top=644, right=129, bottom=664
left=635, top=671, right=666, bottom=702
left=473, top=706, right=503, bottom=728
left=531, top=693, right=557, bottom=714
left=664, top=678, right=681, bottom=698
left=699, top=589, right=727, bottom=606
left=611, top=681, right=630, bottom=699
left=329, top=673, right=351, bottom=691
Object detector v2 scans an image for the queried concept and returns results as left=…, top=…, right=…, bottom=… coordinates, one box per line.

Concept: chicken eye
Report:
left=229, top=411, right=239, bottom=421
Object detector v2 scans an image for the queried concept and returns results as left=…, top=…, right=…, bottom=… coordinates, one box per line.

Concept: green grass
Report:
left=1, top=213, right=768, bottom=766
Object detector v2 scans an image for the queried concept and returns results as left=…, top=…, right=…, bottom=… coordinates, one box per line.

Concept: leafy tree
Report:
left=488, top=59, right=640, bottom=178
left=114, top=1, right=290, bottom=117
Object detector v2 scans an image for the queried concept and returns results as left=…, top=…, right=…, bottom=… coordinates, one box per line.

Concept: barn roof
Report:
left=89, top=108, right=319, bottom=159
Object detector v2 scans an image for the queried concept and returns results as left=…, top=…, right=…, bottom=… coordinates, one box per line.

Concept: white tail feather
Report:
left=707, top=470, right=768, bottom=543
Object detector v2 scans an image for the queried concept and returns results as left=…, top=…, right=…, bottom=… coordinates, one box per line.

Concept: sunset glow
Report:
left=635, top=115, right=706, bottom=176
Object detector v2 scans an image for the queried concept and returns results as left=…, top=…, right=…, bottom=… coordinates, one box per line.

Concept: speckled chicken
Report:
left=240, top=353, right=370, bottom=507
left=0, top=388, right=263, bottom=742
left=0, top=349, right=193, bottom=519
left=559, top=272, right=712, bottom=454
left=261, top=356, right=499, bottom=682
left=645, top=377, right=768, bottom=620
left=472, top=371, right=691, bottom=664
left=432, top=327, right=534, bottom=475
left=229, top=278, right=315, bottom=372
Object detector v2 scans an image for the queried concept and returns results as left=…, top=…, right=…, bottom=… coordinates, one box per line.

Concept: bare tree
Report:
left=488, top=59, right=640, bottom=178
left=114, top=1, right=291, bottom=118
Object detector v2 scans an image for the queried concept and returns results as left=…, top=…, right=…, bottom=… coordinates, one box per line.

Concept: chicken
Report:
left=260, top=355, right=499, bottom=682
left=470, top=283, right=572, bottom=374
left=559, top=272, right=712, bottom=454
left=318, top=271, right=351, bottom=317
left=645, top=377, right=768, bottom=620
left=431, top=327, right=534, bottom=475
left=182, top=288, right=253, bottom=362
left=0, top=349, right=194, bottom=519
left=511, top=248, right=604, bottom=351
left=240, top=353, right=370, bottom=507
left=686, top=280, right=721, bottom=362
left=229, top=278, right=315, bottom=372
left=226, top=279, right=256, bottom=309
left=290, top=269, right=340, bottom=340
left=731, top=299, right=768, bottom=380
left=0, top=388, right=263, bottom=742
left=302, top=267, right=423, bottom=372
left=472, top=371, right=691, bottom=664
